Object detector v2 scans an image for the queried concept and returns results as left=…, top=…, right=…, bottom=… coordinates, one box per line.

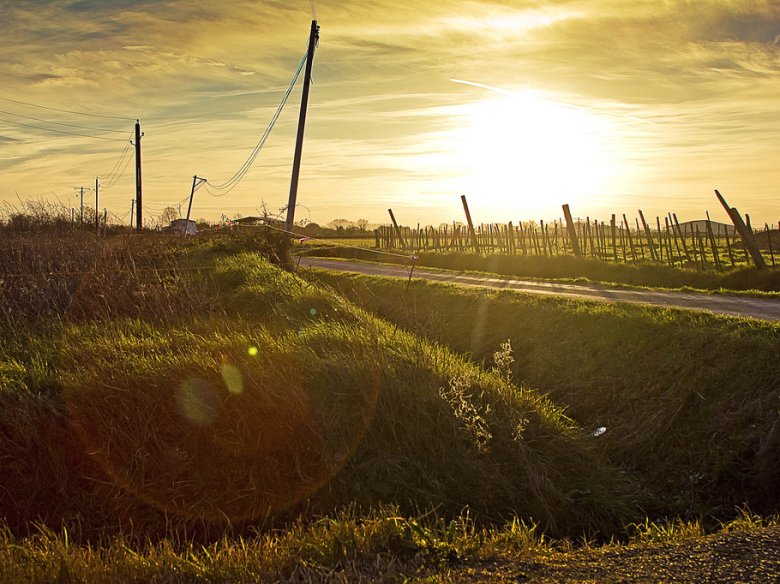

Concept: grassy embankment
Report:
left=311, top=269, right=780, bottom=523
left=303, top=246, right=780, bottom=293
left=0, top=228, right=665, bottom=580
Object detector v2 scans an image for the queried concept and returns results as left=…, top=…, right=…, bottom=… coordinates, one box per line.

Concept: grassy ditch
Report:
left=303, top=247, right=780, bottom=293
left=310, top=269, right=780, bottom=521
left=0, top=231, right=637, bottom=543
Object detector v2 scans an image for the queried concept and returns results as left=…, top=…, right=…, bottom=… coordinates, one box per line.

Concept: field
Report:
left=1, top=219, right=779, bottom=581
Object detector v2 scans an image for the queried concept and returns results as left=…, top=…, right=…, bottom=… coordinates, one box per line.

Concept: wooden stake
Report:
left=562, top=204, right=582, bottom=257
left=715, top=189, right=766, bottom=269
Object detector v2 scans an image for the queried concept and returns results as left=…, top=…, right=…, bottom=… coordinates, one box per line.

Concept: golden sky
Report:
left=1, top=0, right=778, bottom=227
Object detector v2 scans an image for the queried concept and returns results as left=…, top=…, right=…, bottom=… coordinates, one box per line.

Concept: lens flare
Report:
left=175, top=378, right=220, bottom=425
left=220, top=363, right=244, bottom=395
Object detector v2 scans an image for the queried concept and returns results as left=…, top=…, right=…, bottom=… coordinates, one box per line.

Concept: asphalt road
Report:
left=300, top=257, right=780, bottom=322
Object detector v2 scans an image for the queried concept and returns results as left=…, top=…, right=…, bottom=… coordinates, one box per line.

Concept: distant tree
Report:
left=159, top=206, right=178, bottom=227
left=328, top=219, right=352, bottom=231
left=356, top=218, right=369, bottom=231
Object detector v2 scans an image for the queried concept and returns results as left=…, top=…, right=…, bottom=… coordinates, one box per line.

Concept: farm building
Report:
left=166, top=218, right=198, bottom=236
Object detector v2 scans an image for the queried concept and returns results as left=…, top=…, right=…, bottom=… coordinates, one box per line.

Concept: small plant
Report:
left=491, top=339, right=514, bottom=382
left=439, top=372, right=493, bottom=453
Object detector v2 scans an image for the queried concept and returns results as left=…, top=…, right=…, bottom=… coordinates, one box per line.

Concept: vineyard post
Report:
left=620, top=219, right=627, bottom=261
left=721, top=224, right=736, bottom=268
left=562, top=204, right=582, bottom=258
left=655, top=216, right=666, bottom=265
left=610, top=215, right=617, bottom=261
left=665, top=218, right=675, bottom=264
left=667, top=216, right=681, bottom=265
left=388, top=208, right=406, bottom=250
left=584, top=218, right=595, bottom=258
left=638, top=210, right=658, bottom=261
left=705, top=211, right=722, bottom=271
left=507, top=221, right=515, bottom=254
left=460, top=195, right=480, bottom=253
left=635, top=218, right=646, bottom=260
left=695, top=226, right=706, bottom=270
left=765, top=224, right=775, bottom=267
left=672, top=213, right=691, bottom=264
left=518, top=223, right=527, bottom=255
left=715, top=189, right=765, bottom=269
left=622, top=214, right=636, bottom=260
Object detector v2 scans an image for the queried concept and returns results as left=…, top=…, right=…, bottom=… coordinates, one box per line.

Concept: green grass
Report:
left=3, top=223, right=780, bottom=580
left=0, top=508, right=775, bottom=583
left=0, top=231, right=638, bottom=543
left=310, top=269, right=780, bottom=521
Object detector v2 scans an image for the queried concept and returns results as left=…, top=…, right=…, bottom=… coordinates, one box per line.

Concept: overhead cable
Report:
left=203, top=52, right=307, bottom=197
left=0, top=109, right=129, bottom=134
left=0, top=116, right=129, bottom=142
left=0, top=96, right=135, bottom=121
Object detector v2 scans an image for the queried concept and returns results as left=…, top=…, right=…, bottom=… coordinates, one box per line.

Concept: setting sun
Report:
left=449, top=88, right=618, bottom=216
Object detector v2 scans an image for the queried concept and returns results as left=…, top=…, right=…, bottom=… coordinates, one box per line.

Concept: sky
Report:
left=1, top=0, right=778, bottom=227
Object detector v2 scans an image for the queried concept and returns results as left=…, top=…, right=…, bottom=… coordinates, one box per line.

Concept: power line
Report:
left=0, top=96, right=135, bottom=121
left=101, top=152, right=134, bottom=190
left=203, top=52, right=307, bottom=197
left=101, top=132, right=134, bottom=175
left=0, top=115, right=129, bottom=142
left=0, top=109, right=129, bottom=134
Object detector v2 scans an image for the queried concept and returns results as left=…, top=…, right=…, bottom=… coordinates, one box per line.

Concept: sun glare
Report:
left=449, top=90, right=618, bottom=216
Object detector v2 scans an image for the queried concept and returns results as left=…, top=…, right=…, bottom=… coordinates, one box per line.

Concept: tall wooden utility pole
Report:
left=285, top=20, right=320, bottom=233
left=134, top=119, right=143, bottom=232
left=95, top=177, right=100, bottom=231
left=73, top=187, right=86, bottom=223
left=184, top=175, right=206, bottom=237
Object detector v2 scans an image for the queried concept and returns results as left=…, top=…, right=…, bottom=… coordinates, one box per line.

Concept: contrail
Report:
left=450, top=78, right=656, bottom=126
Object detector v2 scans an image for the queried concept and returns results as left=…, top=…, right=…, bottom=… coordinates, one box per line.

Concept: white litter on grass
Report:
left=592, top=426, right=607, bottom=437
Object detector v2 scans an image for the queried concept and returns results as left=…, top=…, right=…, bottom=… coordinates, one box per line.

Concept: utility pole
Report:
left=183, top=175, right=206, bottom=237
left=95, top=177, right=100, bottom=232
left=73, top=187, right=86, bottom=223
left=285, top=19, right=320, bottom=233
left=134, top=119, right=143, bottom=232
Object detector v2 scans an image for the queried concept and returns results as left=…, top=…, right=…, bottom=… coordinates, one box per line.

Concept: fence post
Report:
left=562, top=204, right=582, bottom=258
left=715, top=190, right=766, bottom=269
